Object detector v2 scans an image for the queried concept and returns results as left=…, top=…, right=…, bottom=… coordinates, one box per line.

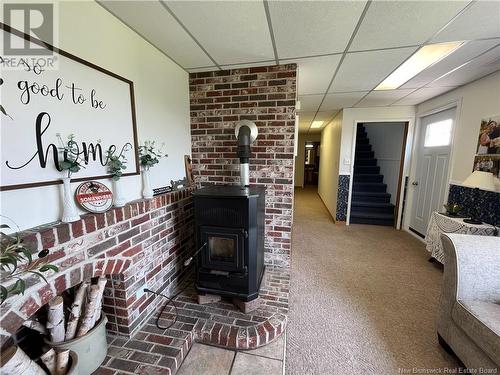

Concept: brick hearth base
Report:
left=96, top=266, right=289, bottom=374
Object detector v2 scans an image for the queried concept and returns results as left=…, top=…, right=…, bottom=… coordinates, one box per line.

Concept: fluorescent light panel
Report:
left=375, top=42, right=464, bottom=91
left=310, top=121, right=324, bottom=129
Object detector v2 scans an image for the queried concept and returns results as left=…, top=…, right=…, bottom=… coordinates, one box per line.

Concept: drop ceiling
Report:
left=98, top=0, right=500, bottom=133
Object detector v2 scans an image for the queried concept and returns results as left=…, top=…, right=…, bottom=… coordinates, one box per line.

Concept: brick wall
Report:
left=0, top=189, right=194, bottom=345
left=189, top=64, right=297, bottom=268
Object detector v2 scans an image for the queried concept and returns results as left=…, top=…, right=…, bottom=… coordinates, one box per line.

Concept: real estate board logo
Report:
left=3, top=3, right=54, bottom=55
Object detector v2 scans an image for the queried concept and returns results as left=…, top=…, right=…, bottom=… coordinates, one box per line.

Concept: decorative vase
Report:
left=113, top=178, right=127, bottom=207
left=142, top=168, right=153, bottom=199
left=61, top=177, right=80, bottom=223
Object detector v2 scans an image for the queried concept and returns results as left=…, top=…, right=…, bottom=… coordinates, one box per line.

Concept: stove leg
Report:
left=233, top=298, right=261, bottom=314
left=197, top=293, right=222, bottom=305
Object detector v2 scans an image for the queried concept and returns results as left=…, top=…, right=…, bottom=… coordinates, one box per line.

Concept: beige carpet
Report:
left=286, top=187, right=459, bottom=375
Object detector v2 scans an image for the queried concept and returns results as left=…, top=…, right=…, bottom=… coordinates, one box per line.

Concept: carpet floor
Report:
left=286, top=187, right=460, bottom=375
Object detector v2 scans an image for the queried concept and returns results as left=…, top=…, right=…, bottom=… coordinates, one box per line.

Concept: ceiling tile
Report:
left=320, top=91, right=368, bottom=111
left=427, top=45, right=500, bottom=87
left=432, top=1, right=500, bottom=43
left=282, top=55, right=342, bottom=96
left=298, top=95, right=323, bottom=113
left=330, top=47, right=417, bottom=92
left=187, top=66, right=218, bottom=73
left=356, top=89, right=415, bottom=107
left=98, top=1, right=213, bottom=68
left=401, top=39, right=500, bottom=89
left=315, top=111, right=337, bottom=123
left=350, top=1, right=467, bottom=51
left=268, top=1, right=367, bottom=59
left=166, top=1, right=274, bottom=65
left=393, top=86, right=457, bottom=106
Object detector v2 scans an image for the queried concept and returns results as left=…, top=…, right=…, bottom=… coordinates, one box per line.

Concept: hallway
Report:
left=286, top=187, right=459, bottom=374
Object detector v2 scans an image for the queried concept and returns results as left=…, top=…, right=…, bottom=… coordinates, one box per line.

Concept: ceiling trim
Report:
left=263, top=0, right=279, bottom=65
left=158, top=0, right=222, bottom=70
left=96, top=0, right=188, bottom=73
left=307, top=0, right=373, bottom=134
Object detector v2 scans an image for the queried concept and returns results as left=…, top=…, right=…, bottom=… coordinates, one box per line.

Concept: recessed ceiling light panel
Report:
left=375, top=42, right=464, bottom=91
left=310, top=121, right=324, bottom=129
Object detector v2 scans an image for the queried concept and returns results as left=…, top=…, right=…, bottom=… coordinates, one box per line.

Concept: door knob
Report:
left=412, top=181, right=419, bottom=186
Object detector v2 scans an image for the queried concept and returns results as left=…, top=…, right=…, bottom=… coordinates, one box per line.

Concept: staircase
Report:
left=350, top=124, right=395, bottom=226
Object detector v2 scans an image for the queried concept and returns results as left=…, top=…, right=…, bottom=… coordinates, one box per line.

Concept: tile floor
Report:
left=177, top=333, right=286, bottom=375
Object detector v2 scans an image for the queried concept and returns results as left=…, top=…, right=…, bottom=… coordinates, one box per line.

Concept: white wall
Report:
left=294, top=133, right=321, bottom=187
left=0, top=1, right=191, bottom=230
left=364, top=122, right=405, bottom=204
left=416, top=71, right=500, bottom=189
left=318, top=111, right=343, bottom=219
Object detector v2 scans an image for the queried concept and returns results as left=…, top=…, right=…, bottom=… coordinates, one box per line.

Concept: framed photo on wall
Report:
left=476, top=115, right=500, bottom=155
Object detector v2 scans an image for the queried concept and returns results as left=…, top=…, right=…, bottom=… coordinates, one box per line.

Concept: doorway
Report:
left=350, top=122, right=408, bottom=227
left=304, top=142, right=320, bottom=186
left=409, top=107, right=456, bottom=237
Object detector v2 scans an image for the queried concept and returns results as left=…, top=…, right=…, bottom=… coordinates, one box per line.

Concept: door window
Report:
left=424, top=119, right=453, bottom=147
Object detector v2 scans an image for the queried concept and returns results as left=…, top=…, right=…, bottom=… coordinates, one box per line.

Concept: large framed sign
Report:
left=0, top=23, right=139, bottom=191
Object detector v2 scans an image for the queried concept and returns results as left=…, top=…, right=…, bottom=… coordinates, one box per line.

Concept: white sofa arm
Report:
left=441, top=233, right=500, bottom=303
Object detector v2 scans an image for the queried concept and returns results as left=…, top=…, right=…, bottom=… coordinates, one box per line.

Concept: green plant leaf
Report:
left=27, top=270, right=49, bottom=284
left=39, top=264, right=58, bottom=273
left=0, top=285, right=8, bottom=304
left=0, top=224, right=10, bottom=229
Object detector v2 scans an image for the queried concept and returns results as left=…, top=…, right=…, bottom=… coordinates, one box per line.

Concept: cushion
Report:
left=452, top=299, right=500, bottom=363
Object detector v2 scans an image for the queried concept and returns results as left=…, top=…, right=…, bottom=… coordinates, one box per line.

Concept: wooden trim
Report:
left=393, top=121, right=409, bottom=228
left=0, top=22, right=140, bottom=191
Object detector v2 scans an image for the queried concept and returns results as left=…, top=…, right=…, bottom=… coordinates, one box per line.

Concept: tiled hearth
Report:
left=96, top=266, right=289, bottom=374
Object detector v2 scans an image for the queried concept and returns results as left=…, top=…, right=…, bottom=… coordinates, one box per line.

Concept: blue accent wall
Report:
left=336, top=175, right=350, bottom=221
left=447, top=184, right=500, bottom=226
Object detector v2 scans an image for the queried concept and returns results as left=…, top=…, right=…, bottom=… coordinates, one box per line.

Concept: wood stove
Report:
left=193, top=185, right=265, bottom=301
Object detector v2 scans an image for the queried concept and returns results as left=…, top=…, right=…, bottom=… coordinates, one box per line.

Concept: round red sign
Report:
left=75, top=181, right=113, bottom=213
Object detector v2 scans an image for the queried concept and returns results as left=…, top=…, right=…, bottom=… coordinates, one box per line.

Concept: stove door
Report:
left=200, top=226, right=246, bottom=273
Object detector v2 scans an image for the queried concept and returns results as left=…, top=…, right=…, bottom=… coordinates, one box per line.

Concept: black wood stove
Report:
left=193, top=185, right=265, bottom=301
left=191, top=120, right=265, bottom=302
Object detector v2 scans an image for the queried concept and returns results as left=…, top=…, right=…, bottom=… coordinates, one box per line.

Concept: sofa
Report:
left=437, top=233, right=500, bottom=370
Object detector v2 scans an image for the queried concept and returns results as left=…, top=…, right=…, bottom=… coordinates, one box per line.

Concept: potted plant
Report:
left=57, top=134, right=84, bottom=223
left=0, top=217, right=59, bottom=304
left=106, top=145, right=131, bottom=207
left=138, top=140, right=168, bottom=199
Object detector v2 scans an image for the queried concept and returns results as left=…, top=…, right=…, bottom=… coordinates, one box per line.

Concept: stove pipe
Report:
left=235, top=120, right=258, bottom=187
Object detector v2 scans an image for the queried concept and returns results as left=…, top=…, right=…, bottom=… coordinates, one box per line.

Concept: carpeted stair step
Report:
left=354, top=165, right=380, bottom=174
left=351, top=201, right=395, bottom=214
left=353, top=182, right=387, bottom=192
left=354, top=158, right=377, bottom=166
left=353, top=174, right=383, bottom=183
left=356, top=144, right=372, bottom=152
left=355, top=150, right=375, bottom=159
left=356, top=137, right=369, bottom=145
left=352, top=191, right=391, bottom=203
left=350, top=212, right=394, bottom=226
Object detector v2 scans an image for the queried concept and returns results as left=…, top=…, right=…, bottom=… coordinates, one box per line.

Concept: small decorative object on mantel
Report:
left=443, top=203, right=462, bottom=217
left=107, top=145, right=131, bottom=207
left=139, top=140, right=168, bottom=199
left=0, top=216, right=59, bottom=305
left=152, top=186, right=173, bottom=196
left=75, top=181, right=113, bottom=213
left=58, top=134, right=85, bottom=223
left=184, top=155, right=195, bottom=186
left=171, top=178, right=188, bottom=191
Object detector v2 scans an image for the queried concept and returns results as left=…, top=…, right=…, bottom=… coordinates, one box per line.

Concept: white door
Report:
left=409, top=107, right=455, bottom=236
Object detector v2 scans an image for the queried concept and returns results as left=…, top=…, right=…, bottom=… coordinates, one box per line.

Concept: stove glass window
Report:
left=208, top=236, right=235, bottom=262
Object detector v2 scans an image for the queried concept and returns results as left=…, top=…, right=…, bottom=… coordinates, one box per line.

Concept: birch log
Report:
left=47, top=296, right=65, bottom=343
left=0, top=346, right=46, bottom=375
left=55, top=350, right=70, bottom=375
left=65, top=280, right=90, bottom=340
left=90, top=277, right=108, bottom=326
left=76, top=284, right=100, bottom=337
left=22, top=319, right=47, bottom=335
left=40, top=348, right=57, bottom=375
